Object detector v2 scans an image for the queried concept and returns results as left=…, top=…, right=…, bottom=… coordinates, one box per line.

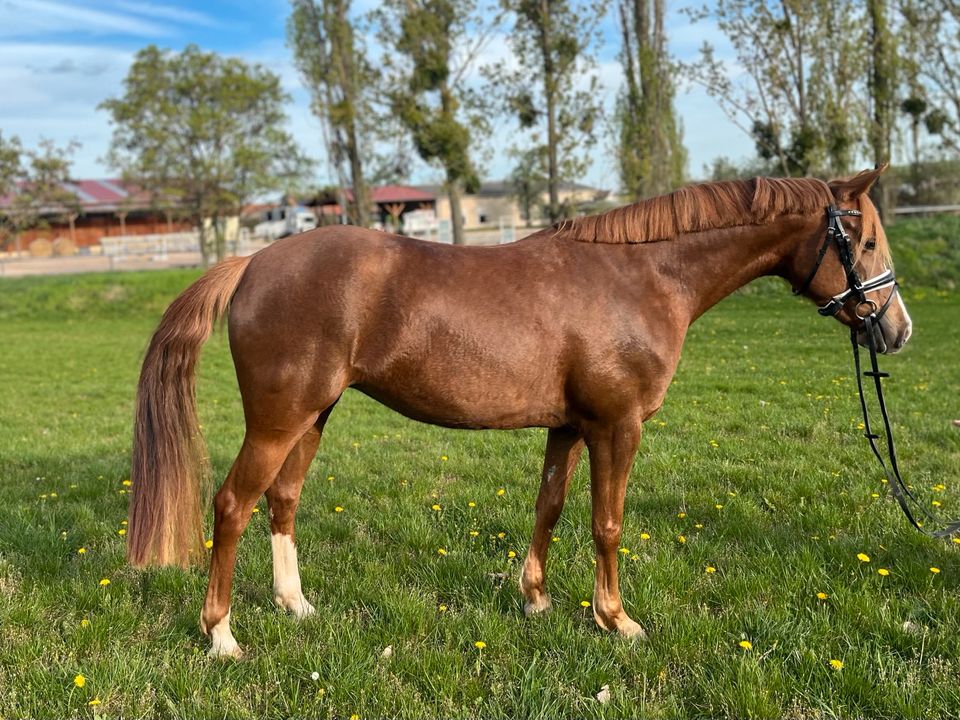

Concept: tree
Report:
left=899, top=1, right=960, bottom=156
left=491, top=0, right=606, bottom=223
left=0, top=134, right=80, bottom=253
left=375, top=0, right=498, bottom=244
left=685, top=0, right=867, bottom=177
left=867, top=0, right=897, bottom=221
left=509, top=146, right=548, bottom=226
left=100, top=45, right=308, bottom=265
left=616, top=0, right=686, bottom=199
left=289, top=0, right=372, bottom=227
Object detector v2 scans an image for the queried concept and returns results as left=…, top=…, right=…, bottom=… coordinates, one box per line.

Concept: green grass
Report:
left=0, top=268, right=959, bottom=719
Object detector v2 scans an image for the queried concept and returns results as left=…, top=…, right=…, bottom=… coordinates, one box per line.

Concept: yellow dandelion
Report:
left=677, top=535, right=686, bottom=544
left=437, top=548, right=447, bottom=556
left=252, top=507, right=260, bottom=513
left=334, top=506, right=343, bottom=513
left=932, top=500, right=942, bottom=507
left=98, top=578, right=110, bottom=587
left=715, top=504, right=724, bottom=510
left=677, top=512, right=686, bottom=519
left=738, top=640, right=753, bottom=650
left=705, top=566, right=716, bottom=574
left=640, top=532, right=651, bottom=540
left=77, top=547, right=86, bottom=555
left=350, top=715, right=359, bottom=720
left=468, top=501, right=476, bottom=508
left=431, top=504, right=441, bottom=511
left=497, top=488, right=505, bottom=496
left=619, top=547, right=630, bottom=555
left=122, top=479, right=132, bottom=486
left=930, top=567, right=941, bottom=574
left=50, top=493, right=57, bottom=498
left=878, top=568, right=890, bottom=576
left=117, top=529, right=126, bottom=536
left=817, top=592, right=828, bottom=600
left=438, top=604, right=447, bottom=612
left=551, top=536, right=560, bottom=542
left=88, top=699, right=101, bottom=707
left=830, top=659, right=844, bottom=670
left=469, top=530, right=479, bottom=537
left=507, top=550, right=516, bottom=559
left=74, top=674, right=85, bottom=688
left=857, top=553, right=871, bottom=563
left=80, top=618, right=89, bottom=628
left=204, top=539, right=213, bottom=549
left=695, top=523, right=704, bottom=529
left=497, top=532, right=506, bottom=539
left=474, top=641, right=486, bottom=649
left=580, top=600, right=591, bottom=607
left=327, top=475, right=335, bottom=481
left=440, top=455, right=448, bottom=462
left=953, top=538, right=960, bottom=545
left=121, top=520, right=127, bottom=526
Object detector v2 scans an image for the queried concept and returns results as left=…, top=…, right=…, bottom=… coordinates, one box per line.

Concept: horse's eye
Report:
left=864, top=239, right=877, bottom=250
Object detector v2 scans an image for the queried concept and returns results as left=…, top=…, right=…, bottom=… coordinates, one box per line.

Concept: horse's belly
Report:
left=352, top=374, right=565, bottom=430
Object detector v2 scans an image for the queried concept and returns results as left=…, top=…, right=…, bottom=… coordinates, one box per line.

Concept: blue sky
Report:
left=0, top=0, right=753, bottom=190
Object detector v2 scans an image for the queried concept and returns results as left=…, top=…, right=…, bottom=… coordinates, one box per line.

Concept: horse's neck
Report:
left=651, top=216, right=813, bottom=324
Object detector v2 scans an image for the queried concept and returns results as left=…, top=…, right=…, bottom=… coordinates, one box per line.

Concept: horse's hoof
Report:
left=275, top=593, right=315, bottom=619
left=523, top=594, right=553, bottom=617
left=208, top=635, right=243, bottom=659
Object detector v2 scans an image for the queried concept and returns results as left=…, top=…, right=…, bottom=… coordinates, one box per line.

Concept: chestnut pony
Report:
left=127, top=167, right=911, bottom=657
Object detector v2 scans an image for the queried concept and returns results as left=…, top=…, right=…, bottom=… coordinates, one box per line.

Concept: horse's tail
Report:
left=127, top=255, right=253, bottom=567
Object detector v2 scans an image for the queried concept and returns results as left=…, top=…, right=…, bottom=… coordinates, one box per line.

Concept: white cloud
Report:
left=110, top=0, right=220, bottom=28
left=0, top=0, right=172, bottom=38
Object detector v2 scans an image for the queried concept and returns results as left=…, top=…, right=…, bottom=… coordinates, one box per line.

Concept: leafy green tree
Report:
left=289, top=0, right=372, bottom=227
left=616, top=0, right=686, bottom=199
left=685, top=0, right=867, bottom=177
left=100, top=45, right=308, bottom=265
left=0, top=135, right=80, bottom=253
left=899, top=0, right=960, bottom=157
left=490, top=0, right=606, bottom=223
left=375, top=0, right=497, bottom=244
left=509, top=146, right=548, bottom=226
left=867, top=0, right=897, bottom=220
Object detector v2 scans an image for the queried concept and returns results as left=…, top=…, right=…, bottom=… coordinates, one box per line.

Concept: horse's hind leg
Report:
left=200, top=422, right=315, bottom=658
left=266, top=406, right=335, bottom=618
left=520, top=427, right=584, bottom=616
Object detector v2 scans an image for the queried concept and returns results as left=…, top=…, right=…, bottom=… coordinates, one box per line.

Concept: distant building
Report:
left=0, top=179, right=192, bottom=251
left=416, top=181, right=609, bottom=230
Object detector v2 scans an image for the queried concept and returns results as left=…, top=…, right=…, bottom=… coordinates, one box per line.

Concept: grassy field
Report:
left=0, top=267, right=959, bottom=719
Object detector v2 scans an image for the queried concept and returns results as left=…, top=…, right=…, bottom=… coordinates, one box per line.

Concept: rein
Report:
left=800, top=206, right=960, bottom=538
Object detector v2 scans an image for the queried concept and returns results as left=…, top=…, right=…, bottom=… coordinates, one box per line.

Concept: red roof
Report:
left=343, top=184, right=435, bottom=204
left=0, top=178, right=156, bottom=212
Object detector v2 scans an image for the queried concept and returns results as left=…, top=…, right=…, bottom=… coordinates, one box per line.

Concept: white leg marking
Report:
left=208, top=610, right=242, bottom=659
left=271, top=533, right=315, bottom=618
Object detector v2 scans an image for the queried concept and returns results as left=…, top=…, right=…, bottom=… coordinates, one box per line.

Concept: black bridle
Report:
left=798, top=206, right=960, bottom=538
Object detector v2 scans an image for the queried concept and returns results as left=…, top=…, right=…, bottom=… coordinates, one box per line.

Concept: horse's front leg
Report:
left=520, top=426, right=584, bottom=616
left=585, top=417, right=646, bottom=639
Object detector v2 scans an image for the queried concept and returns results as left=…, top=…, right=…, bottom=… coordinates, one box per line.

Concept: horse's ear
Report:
left=829, top=163, right=889, bottom=201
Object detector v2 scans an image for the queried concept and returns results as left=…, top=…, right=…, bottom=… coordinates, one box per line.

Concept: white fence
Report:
left=100, top=231, right=201, bottom=259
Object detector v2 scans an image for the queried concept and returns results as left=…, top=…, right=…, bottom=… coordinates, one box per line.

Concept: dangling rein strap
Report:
left=851, top=315, right=960, bottom=538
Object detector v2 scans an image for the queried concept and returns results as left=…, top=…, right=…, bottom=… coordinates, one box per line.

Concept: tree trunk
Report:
left=539, top=0, right=560, bottom=223
left=448, top=179, right=465, bottom=245
left=867, top=0, right=895, bottom=223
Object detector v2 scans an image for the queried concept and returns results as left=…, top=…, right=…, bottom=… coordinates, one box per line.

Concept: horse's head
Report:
left=789, top=165, right=912, bottom=354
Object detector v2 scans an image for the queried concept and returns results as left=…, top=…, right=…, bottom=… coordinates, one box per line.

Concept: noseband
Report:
left=793, top=205, right=899, bottom=319
left=798, top=206, right=960, bottom=538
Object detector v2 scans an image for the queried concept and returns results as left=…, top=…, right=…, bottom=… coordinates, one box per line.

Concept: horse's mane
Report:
left=555, top=176, right=837, bottom=244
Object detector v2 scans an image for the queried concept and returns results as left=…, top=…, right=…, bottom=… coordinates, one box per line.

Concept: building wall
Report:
left=434, top=194, right=522, bottom=231
left=15, top=211, right=193, bottom=249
